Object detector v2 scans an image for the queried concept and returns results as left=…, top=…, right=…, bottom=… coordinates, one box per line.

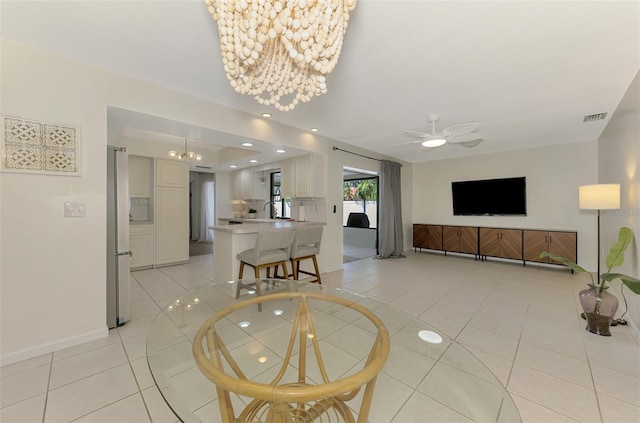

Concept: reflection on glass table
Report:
left=147, top=280, right=522, bottom=423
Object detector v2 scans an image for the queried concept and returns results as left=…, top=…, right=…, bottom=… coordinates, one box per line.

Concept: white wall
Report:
left=598, top=71, right=640, bottom=334
left=412, top=141, right=599, bottom=270
left=0, top=39, right=411, bottom=364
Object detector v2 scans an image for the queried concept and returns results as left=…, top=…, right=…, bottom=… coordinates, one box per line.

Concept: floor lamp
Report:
left=578, top=184, right=621, bottom=285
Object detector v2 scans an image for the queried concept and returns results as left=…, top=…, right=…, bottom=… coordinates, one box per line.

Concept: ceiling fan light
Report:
left=421, top=138, right=446, bottom=148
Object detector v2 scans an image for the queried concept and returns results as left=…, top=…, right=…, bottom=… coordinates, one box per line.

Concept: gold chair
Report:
left=193, top=291, right=390, bottom=423
left=236, top=229, right=294, bottom=310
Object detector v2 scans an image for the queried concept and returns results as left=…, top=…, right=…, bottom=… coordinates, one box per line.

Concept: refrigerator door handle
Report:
left=116, top=251, right=132, bottom=258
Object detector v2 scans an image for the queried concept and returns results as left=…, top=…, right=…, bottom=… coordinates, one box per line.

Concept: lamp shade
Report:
left=578, top=184, right=620, bottom=210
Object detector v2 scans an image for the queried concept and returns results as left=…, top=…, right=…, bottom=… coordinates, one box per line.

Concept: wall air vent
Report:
left=583, top=112, right=607, bottom=122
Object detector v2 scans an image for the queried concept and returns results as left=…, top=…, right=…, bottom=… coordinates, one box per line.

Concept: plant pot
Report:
left=579, top=284, right=619, bottom=336
left=247, top=213, right=256, bottom=219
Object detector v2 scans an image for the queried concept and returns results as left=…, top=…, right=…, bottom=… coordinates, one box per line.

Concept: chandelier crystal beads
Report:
left=205, top=0, right=357, bottom=111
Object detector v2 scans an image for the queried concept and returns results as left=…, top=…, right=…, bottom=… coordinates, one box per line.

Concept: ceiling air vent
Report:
left=583, top=112, right=607, bottom=122
left=196, top=165, right=212, bottom=169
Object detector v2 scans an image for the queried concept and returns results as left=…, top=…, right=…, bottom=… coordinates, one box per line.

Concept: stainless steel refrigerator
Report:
left=107, top=146, right=131, bottom=328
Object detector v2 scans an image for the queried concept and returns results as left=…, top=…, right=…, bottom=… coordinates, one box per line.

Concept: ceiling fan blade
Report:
left=456, top=139, right=484, bottom=148
left=446, top=134, right=483, bottom=143
left=442, top=123, right=480, bottom=137
left=404, top=130, right=429, bottom=139
left=390, top=139, right=424, bottom=147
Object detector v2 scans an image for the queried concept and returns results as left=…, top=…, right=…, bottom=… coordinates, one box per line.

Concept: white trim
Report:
left=0, top=327, right=108, bottom=366
left=628, top=317, right=640, bottom=346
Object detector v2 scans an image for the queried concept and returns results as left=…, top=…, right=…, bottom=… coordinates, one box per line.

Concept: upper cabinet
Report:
left=129, top=156, right=152, bottom=198
left=156, top=159, right=189, bottom=188
left=280, top=153, right=326, bottom=198
left=231, top=167, right=255, bottom=200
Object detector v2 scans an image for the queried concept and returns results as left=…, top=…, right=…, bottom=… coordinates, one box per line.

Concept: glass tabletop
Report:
left=147, top=280, right=521, bottom=423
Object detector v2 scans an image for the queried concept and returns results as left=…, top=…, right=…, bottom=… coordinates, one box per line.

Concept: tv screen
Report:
left=452, top=177, right=527, bottom=216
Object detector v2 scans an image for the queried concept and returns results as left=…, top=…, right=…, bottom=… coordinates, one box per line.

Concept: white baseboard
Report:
left=324, top=263, right=344, bottom=274
left=0, top=327, right=108, bottom=367
left=628, top=318, right=640, bottom=345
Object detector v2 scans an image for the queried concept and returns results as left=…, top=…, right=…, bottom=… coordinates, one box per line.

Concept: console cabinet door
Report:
left=443, top=226, right=477, bottom=254
left=480, top=228, right=501, bottom=257
left=501, top=229, right=523, bottom=259
left=459, top=227, right=478, bottom=254
left=426, top=225, right=443, bottom=250
left=443, top=226, right=459, bottom=251
left=413, top=224, right=428, bottom=248
left=523, top=230, right=577, bottom=264
left=549, top=231, right=577, bottom=263
left=523, top=230, right=548, bottom=262
left=481, top=228, right=522, bottom=259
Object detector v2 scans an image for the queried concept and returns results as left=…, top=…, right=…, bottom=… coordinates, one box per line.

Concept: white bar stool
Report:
left=236, top=228, right=295, bottom=310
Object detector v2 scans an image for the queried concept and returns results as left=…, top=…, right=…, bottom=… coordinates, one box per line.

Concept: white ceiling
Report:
left=2, top=0, right=639, bottom=164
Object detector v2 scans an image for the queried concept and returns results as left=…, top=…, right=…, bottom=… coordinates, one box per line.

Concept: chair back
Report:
left=256, top=228, right=295, bottom=255
left=291, top=226, right=323, bottom=257
left=346, top=212, right=370, bottom=228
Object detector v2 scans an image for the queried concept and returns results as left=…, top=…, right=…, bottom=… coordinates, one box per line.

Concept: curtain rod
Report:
left=332, top=146, right=381, bottom=162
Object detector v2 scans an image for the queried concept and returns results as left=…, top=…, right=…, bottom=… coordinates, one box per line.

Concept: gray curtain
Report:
left=377, top=160, right=405, bottom=258
left=198, top=173, right=215, bottom=242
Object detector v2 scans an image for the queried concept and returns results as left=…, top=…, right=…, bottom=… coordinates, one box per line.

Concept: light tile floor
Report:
left=1, top=252, right=639, bottom=422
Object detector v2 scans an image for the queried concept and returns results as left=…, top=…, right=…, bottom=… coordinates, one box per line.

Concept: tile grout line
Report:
left=117, top=327, right=156, bottom=423
left=41, top=353, right=53, bottom=423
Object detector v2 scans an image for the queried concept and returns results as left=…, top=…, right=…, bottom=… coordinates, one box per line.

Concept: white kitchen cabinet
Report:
left=231, top=167, right=254, bottom=200
left=156, top=159, right=188, bottom=188
left=280, top=154, right=326, bottom=198
left=129, top=224, right=153, bottom=269
left=154, top=159, right=189, bottom=265
left=128, top=156, right=151, bottom=198
left=155, top=188, right=189, bottom=265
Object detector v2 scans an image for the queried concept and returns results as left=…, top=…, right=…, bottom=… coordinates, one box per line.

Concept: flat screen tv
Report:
left=452, top=177, right=527, bottom=216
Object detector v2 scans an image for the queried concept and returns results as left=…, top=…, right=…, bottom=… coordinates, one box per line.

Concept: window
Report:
left=270, top=172, right=290, bottom=218
left=343, top=177, right=378, bottom=228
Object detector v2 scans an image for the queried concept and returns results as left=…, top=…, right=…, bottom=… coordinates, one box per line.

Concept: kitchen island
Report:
left=209, top=221, right=325, bottom=282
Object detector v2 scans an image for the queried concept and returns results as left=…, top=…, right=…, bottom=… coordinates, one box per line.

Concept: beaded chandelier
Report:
left=205, top=0, right=357, bottom=111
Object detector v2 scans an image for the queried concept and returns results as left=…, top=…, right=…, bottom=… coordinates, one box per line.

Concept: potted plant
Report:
left=247, top=208, right=257, bottom=219
left=541, top=227, right=640, bottom=336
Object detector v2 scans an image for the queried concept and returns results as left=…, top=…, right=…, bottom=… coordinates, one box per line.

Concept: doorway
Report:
left=342, top=168, right=378, bottom=263
left=189, top=171, right=215, bottom=256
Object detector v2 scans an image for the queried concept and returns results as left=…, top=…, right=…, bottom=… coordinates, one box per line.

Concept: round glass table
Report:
left=147, top=280, right=521, bottom=423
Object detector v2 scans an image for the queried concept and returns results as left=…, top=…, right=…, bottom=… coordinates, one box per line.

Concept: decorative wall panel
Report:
left=1, top=116, right=80, bottom=175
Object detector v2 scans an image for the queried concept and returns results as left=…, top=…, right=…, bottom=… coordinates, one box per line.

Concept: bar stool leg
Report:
left=312, top=255, right=322, bottom=284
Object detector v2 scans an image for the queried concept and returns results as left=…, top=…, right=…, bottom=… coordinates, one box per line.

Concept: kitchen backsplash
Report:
left=291, top=198, right=326, bottom=222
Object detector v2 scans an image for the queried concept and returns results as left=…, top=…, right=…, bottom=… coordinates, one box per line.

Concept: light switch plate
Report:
left=64, top=201, right=86, bottom=217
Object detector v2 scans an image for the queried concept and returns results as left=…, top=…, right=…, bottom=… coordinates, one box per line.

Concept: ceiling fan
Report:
left=401, top=115, right=483, bottom=148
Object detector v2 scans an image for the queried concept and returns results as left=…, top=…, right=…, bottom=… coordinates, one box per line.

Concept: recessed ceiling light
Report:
left=310, top=128, right=319, bottom=132
left=261, top=113, right=272, bottom=118
left=242, top=142, right=253, bottom=147
left=249, top=159, right=258, bottom=163
left=230, top=165, right=237, bottom=168
left=276, top=149, right=286, bottom=153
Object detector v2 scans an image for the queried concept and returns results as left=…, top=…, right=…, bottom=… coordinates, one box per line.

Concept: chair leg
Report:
left=312, top=255, right=321, bottom=284
left=237, top=262, right=245, bottom=299
left=254, top=266, right=262, bottom=311
left=238, top=262, right=245, bottom=279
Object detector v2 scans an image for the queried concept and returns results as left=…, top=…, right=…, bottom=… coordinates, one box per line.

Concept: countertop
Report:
left=209, top=220, right=325, bottom=234
left=218, top=217, right=284, bottom=223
